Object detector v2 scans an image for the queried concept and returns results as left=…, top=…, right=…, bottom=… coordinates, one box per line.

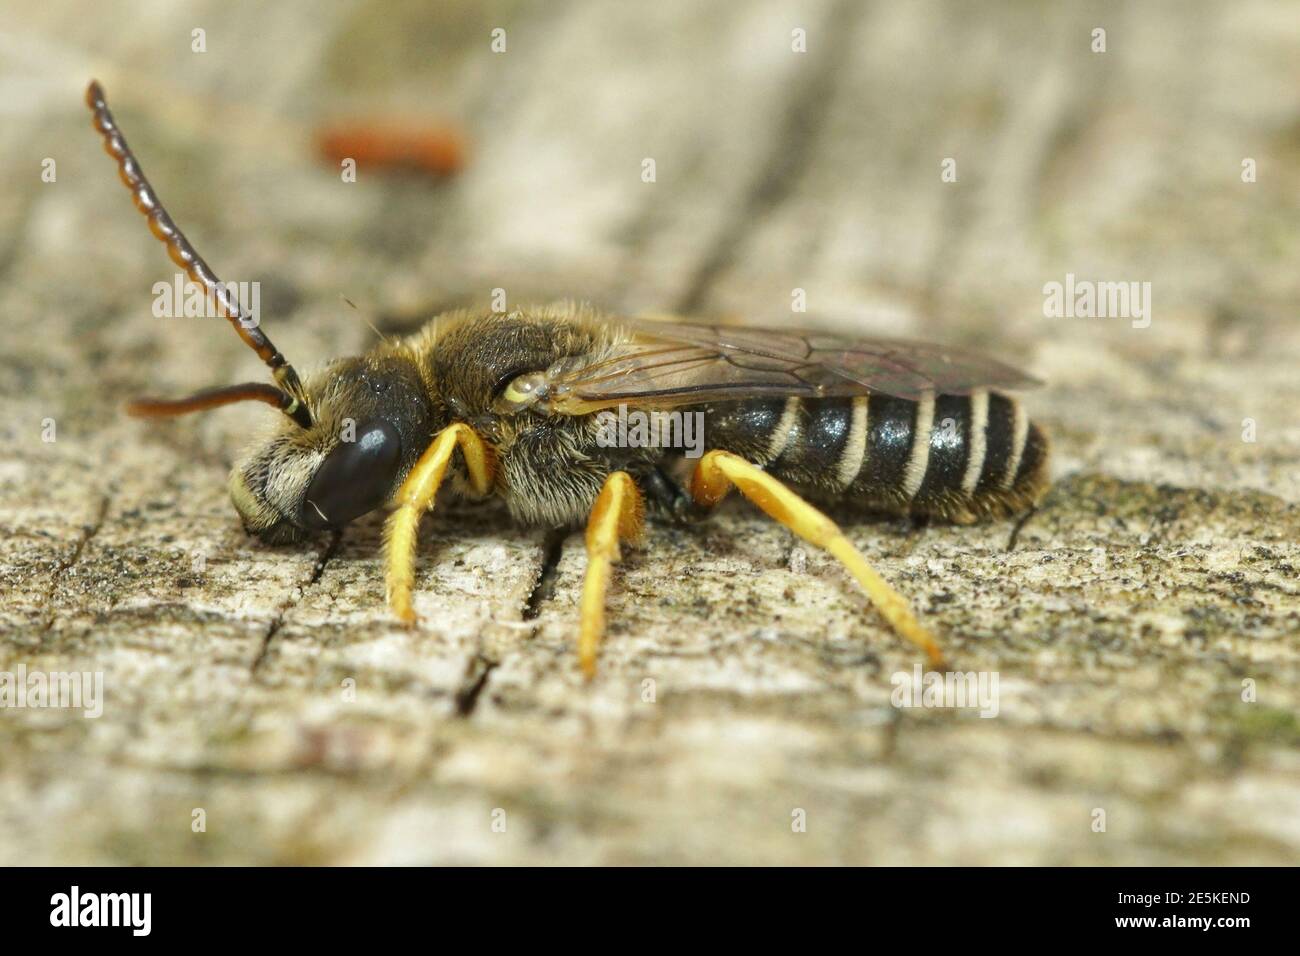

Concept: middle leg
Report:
left=578, top=471, right=644, bottom=679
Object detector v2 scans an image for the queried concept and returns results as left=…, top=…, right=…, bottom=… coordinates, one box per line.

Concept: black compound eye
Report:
left=299, top=419, right=402, bottom=531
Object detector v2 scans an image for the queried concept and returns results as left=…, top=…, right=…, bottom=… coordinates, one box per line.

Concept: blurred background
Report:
left=4, top=1, right=1298, bottom=490
left=1, top=1, right=1298, bottom=865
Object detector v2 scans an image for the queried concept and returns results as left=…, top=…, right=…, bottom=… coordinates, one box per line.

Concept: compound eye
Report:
left=299, top=419, right=402, bottom=531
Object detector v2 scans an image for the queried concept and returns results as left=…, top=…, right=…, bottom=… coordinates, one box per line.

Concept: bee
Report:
left=87, top=81, right=1050, bottom=677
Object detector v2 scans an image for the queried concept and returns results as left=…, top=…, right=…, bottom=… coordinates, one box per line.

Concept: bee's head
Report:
left=87, top=79, right=438, bottom=544
left=227, top=353, right=439, bottom=543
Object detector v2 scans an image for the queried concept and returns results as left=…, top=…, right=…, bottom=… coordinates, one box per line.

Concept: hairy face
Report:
left=229, top=351, right=439, bottom=543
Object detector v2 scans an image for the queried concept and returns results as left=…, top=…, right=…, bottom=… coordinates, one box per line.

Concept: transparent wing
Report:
left=545, top=317, right=1042, bottom=413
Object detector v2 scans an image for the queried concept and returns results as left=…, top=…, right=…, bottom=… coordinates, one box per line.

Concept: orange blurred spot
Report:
left=315, top=121, right=467, bottom=178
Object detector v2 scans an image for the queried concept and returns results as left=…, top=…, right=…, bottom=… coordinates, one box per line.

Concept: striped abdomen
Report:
left=700, top=391, right=1049, bottom=523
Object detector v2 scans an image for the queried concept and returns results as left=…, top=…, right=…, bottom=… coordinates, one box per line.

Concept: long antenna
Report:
left=85, top=80, right=312, bottom=429
left=127, top=382, right=307, bottom=418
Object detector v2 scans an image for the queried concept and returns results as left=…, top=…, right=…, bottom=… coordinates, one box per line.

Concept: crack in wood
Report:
left=450, top=531, right=567, bottom=718
left=38, top=494, right=110, bottom=635
left=250, top=530, right=342, bottom=676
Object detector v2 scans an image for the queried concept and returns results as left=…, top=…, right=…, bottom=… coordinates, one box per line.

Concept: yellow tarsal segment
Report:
left=384, top=423, right=493, bottom=624
left=579, top=471, right=645, bottom=680
left=689, top=450, right=945, bottom=666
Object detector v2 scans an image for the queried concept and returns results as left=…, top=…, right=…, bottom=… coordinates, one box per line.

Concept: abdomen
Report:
left=699, top=391, right=1049, bottom=523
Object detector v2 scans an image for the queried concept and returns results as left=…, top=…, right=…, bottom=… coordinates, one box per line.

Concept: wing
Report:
left=544, top=316, right=1042, bottom=414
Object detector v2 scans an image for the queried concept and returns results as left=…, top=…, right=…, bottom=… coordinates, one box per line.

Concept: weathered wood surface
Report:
left=1, top=0, right=1298, bottom=864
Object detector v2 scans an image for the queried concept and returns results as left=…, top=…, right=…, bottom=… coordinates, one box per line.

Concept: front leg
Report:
left=384, top=424, right=494, bottom=624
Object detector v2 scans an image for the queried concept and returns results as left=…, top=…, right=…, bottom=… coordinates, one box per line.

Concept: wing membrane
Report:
left=546, top=317, right=1041, bottom=413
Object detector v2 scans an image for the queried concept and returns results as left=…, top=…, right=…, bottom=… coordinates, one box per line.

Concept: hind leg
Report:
left=690, top=450, right=944, bottom=665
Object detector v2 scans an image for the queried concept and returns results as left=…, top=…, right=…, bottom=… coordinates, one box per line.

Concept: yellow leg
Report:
left=384, top=423, right=493, bottom=624
left=579, top=472, right=645, bottom=680
left=690, top=450, right=945, bottom=666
